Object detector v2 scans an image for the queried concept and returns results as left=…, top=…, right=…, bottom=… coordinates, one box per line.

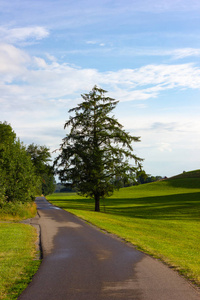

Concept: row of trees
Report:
left=0, top=122, right=55, bottom=206
left=136, top=169, right=163, bottom=184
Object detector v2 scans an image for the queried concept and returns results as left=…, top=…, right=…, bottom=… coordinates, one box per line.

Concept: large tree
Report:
left=54, top=86, right=143, bottom=211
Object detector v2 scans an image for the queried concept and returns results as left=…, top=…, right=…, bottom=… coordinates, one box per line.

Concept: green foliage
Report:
left=0, top=121, right=16, bottom=145
left=135, top=169, right=163, bottom=184
left=54, top=86, right=143, bottom=211
left=26, top=143, right=51, bottom=174
left=0, top=181, right=6, bottom=204
left=26, top=144, right=56, bottom=195
left=0, top=122, right=40, bottom=204
left=41, top=171, right=56, bottom=195
left=0, top=201, right=37, bottom=221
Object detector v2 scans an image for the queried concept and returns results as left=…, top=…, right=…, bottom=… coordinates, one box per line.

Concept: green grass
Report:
left=47, top=172, right=200, bottom=286
left=171, top=169, right=200, bottom=179
left=0, top=202, right=40, bottom=300
left=0, top=223, right=40, bottom=300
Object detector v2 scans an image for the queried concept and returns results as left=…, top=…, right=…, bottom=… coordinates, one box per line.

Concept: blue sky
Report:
left=1, top=0, right=200, bottom=177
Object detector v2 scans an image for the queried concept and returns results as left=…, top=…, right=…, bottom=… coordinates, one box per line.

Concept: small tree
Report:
left=54, top=86, right=143, bottom=211
left=26, top=144, right=56, bottom=195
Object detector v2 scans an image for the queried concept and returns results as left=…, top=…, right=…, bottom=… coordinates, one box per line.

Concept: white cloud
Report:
left=103, top=64, right=200, bottom=88
left=117, top=47, right=200, bottom=60
left=34, top=57, right=48, bottom=69
left=86, top=41, right=97, bottom=45
left=170, top=48, right=200, bottom=59
left=1, top=44, right=200, bottom=110
left=0, top=43, right=30, bottom=82
left=86, top=40, right=106, bottom=47
left=119, top=113, right=200, bottom=176
left=45, top=53, right=57, bottom=62
left=100, top=64, right=200, bottom=101
left=0, top=26, right=49, bottom=44
left=158, top=142, right=172, bottom=152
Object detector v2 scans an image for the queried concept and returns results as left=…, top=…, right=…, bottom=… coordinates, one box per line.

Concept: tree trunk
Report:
left=95, top=194, right=100, bottom=212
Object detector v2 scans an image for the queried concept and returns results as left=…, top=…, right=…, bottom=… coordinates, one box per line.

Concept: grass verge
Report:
left=0, top=201, right=40, bottom=300
left=47, top=177, right=200, bottom=286
left=0, top=201, right=37, bottom=221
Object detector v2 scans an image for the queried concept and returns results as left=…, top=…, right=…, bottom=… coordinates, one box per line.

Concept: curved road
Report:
left=18, top=197, right=199, bottom=300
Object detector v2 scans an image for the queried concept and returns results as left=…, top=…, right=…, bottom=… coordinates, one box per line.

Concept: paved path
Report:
left=18, top=197, right=200, bottom=300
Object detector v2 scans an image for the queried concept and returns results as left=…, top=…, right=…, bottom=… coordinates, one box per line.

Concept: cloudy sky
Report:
left=1, top=0, right=200, bottom=177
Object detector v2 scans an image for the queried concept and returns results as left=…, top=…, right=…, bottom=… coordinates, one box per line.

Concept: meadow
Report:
left=48, top=171, right=200, bottom=286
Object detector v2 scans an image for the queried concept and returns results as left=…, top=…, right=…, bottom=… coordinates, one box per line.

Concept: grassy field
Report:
left=47, top=171, right=200, bottom=286
left=0, top=203, right=40, bottom=300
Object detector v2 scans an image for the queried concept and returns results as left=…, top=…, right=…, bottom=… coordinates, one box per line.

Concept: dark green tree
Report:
left=41, top=168, right=56, bottom=196
left=54, top=86, right=143, bottom=211
left=0, top=122, right=40, bottom=204
left=136, top=169, right=148, bottom=184
left=26, top=144, right=56, bottom=195
left=26, top=144, right=51, bottom=174
left=0, top=122, right=14, bottom=203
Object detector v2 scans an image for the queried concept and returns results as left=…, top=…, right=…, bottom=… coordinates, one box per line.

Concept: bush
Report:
left=0, top=200, right=37, bottom=220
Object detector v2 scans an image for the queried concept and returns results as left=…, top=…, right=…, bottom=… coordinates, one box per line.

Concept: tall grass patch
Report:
left=0, top=201, right=37, bottom=221
left=48, top=177, right=200, bottom=286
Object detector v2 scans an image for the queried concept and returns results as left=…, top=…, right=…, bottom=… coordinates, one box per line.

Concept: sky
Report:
left=1, top=0, right=200, bottom=178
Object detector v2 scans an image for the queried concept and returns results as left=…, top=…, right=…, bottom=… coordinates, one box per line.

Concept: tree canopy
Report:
left=54, top=86, right=143, bottom=211
left=26, top=143, right=56, bottom=196
left=0, top=122, right=55, bottom=207
left=0, top=122, right=40, bottom=204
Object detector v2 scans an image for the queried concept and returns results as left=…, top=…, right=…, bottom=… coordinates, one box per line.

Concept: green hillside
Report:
left=170, top=169, right=200, bottom=180
left=48, top=170, right=200, bottom=286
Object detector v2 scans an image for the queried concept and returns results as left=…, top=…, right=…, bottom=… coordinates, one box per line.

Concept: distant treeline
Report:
left=55, top=175, right=164, bottom=193
left=55, top=183, right=76, bottom=193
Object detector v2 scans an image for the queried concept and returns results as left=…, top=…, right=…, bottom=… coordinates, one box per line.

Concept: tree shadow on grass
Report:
left=50, top=192, right=200, bottom=221
left=50, top=196, right=94, bottom=211
left=167, top=178, right=200, bottom=189
left=104, top=192, right=200, bottom=221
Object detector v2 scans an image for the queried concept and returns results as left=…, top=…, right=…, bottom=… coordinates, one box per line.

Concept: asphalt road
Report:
left=18, top=197, right=200, bottom=300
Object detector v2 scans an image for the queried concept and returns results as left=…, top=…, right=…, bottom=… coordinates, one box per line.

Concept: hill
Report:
left=170, top=169, right=200, bottom=179
left=109, top=170, right=200, bottom=199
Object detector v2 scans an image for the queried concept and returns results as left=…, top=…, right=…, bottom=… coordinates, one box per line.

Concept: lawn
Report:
left=0, top=202, right=40, bottom=300
left=47, top=175, right=200, bottom=286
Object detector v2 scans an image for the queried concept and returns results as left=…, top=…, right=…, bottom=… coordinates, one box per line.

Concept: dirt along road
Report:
left=18, top=197, right=200, bottom=300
